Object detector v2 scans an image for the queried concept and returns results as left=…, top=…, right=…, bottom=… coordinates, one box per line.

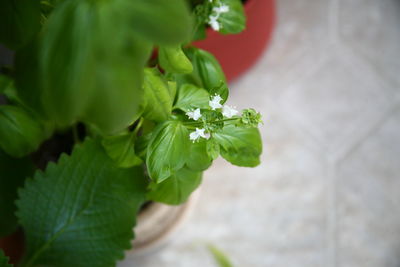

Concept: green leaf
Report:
left=159, top=45, right=193, bottom=74
left=135, top=132, right=152, bottom=161
left=1, top=73, right=37, bottom=110
left=175, top=48, right=228, bottom=103
left=16, top=139, right=147, bottom=267
left=218, top=0, right=246, bottom=34
left=39, top=0, right=97, bottom=126
left=1, top=83, right=19, bottom=106
left=206, top=138, right=220, bottom=160
left=214, top=125, right=262, bottom=167
left=147, top=167, right=202, bottom=205
left=142, top=68, right=173, bottom=122
left=40, top=0, right=152, bottom=132
left=186, top=140, right=212, bottom=172
left=0, top=249, right=13, bottom=267
left=192, top=23, right=207, bottom=41
left=0, top=150, right=34, bottom=237
left=207, top=245, right=234, bottom=267
left=102, top=133, right=143, bottom=168
left=119, top=0, right=193, bottom=45
left=0, top=75, right=12, bottom=95
left=0, top=0, right=40, bottom=49
left=0, top=105, right=47, bottom=158
left=146, top=121, right=190, bottom=183
left=81, top=35, right=151, bottom=134
left=14, top=40, right=46, bottom=117
left=174, top=84, right=210, bottom=112
left=168, top=81, right=178, bottom=104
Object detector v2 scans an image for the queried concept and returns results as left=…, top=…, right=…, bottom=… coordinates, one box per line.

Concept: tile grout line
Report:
left=336, top=39, right=400, bottom=96
left=327, top=158, right=338, bottom=267
left=327, top=1, right=340, bottom=265
left=336, top=102, right=400, bottom=166
left=328, top=0, right=340, bottom=44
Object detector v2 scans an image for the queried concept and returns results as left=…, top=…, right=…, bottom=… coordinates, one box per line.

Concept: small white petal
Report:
left=222, top=105, right=239, bottom=118
left=196, top=128, right=206, bottom=138
left=220, top=5, right=230, bottom=13
left=192, top=108, right=202, bottom=120
left=209, top=100, right=222, bottom=110
left=209, top=16, right=220, bottom=31
left=204, top=132, right=211, bottom=139
left=213, top=5, right=230, bottom=14
left=209, top=94, right=223, bottom=110
left=212, top=95, right=223, bottom=103
left=212, top=7, right=221, bottom=13
left=209, top=14, right=219, bottom=21
left=186, top=108, right=202, bottom=121
left=189, top=131, right=200, bottom=142
left=186, top=110, right=194, bottom=119
left=189, top=128, right=209, bottom=142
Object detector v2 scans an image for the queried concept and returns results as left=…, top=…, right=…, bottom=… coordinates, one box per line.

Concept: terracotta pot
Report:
left=193, top=0, right=276, bottom=82
left=0, top=230, right=24, bottom=265
left=129, top=189, right=200, bottom=256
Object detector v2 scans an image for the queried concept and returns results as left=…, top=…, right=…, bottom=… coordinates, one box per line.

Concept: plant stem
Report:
left=133, top=117, right=144, bottom=136
left=183, top=117, right=239, bottom=127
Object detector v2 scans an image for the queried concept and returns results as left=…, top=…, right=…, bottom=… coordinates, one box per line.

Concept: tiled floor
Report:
left=119, top=0, right=400, bottom=266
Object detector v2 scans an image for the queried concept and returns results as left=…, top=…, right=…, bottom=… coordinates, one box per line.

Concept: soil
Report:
left=31, top=124, right=85, bottom=170
left=0, top=95, right=6, bottom=105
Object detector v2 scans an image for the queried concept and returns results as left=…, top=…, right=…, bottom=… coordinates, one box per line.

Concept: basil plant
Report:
left=0, top=0, right=262, bottom=266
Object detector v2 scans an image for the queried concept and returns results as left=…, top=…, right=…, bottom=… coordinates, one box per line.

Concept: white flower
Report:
left=222, top=105, right=239, bottom=118
left=186, top=108, right=202, bottom=121
left=209, top=94, right=223, bottom=110
left=209, top=15, right=220, bottom=31
left=208, top=3, right=229, bottom=32
left=189, top=128, right=209, bottom=142
left=213, top=5, right=230, bottom=14
left=208, top=3, right=229, bottom=31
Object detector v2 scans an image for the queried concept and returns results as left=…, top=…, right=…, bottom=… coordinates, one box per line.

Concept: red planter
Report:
left=0, top=230, right=24, bottom=264
left=194, top=0, right=276, bottom=82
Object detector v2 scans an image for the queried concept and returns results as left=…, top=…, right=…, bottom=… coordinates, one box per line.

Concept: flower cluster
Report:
left=208, top=1, right=230, bottom=31
left=241, top=108, right=263, bottom=127
left=185, top=94, right=239, bottom=142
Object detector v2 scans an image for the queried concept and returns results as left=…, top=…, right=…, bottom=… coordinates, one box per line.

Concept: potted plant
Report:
left=0, top=0, right=263, bottom=266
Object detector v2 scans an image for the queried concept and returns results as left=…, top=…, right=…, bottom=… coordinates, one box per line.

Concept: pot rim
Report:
left=128, top=188, right=201, bottom=257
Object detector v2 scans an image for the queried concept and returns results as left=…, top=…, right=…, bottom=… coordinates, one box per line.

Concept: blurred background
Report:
left=120, top=0, right=400, bottom=266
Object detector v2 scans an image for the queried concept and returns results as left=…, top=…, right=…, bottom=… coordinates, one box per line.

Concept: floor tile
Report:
left=338, top=0, right=400, bottom=87
left=278, top=50, right=396, bottom=159
left=337, top=109, right=400, bottom=267
left=237, top=0, right=332, bottom=99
